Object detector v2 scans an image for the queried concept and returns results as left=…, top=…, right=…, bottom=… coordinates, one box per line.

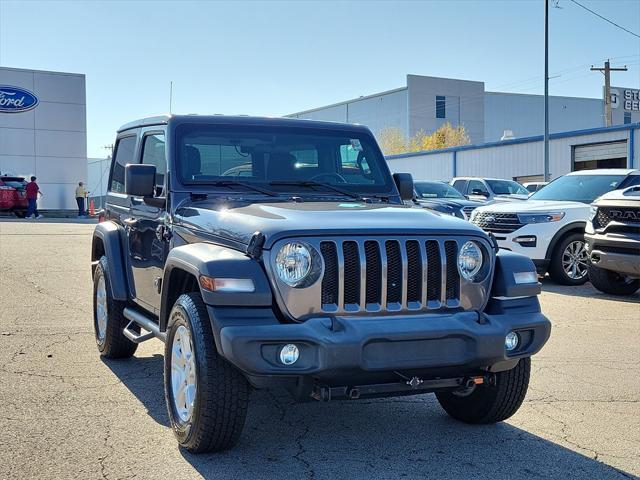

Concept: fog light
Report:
left=279, top=344, right=299, bottom=365
left=505, top=331, right=519, bottom=351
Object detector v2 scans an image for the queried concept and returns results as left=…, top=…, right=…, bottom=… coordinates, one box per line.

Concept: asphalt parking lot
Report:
left=0, top=220, right=638, bottom=480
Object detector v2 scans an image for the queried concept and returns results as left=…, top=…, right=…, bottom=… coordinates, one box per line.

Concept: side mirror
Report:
left=393, top=173, right=414, bottom=201
left=471, top=188, right=488, bottom=197
left=125, top=164, right=156, bottom=197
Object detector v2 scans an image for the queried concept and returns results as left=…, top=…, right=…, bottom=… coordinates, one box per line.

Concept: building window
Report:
left=436, top=96, right=446, bottom=119
left=624, top=112, right=632, bottom=124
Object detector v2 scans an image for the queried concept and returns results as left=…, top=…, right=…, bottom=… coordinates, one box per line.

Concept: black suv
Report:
left=91, top=115, right=550, bottom=453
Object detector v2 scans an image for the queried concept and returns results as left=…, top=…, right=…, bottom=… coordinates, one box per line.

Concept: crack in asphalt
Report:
left=528, top=404, right=637, bottom=479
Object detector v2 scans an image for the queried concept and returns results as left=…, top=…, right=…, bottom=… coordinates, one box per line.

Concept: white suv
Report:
left=470, top=169, right=640, bottom=285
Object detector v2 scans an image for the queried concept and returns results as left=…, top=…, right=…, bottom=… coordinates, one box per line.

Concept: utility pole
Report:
left=544, top=0, right=550, bottom=182
left=591, top=60, right=628, bottom=127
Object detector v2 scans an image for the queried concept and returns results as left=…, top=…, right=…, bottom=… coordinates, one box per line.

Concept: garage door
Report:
left=573, top=141, right=627, bottom=171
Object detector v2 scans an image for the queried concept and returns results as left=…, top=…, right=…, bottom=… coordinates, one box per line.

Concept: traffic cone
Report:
left=89, top=199, right=95, bottom=217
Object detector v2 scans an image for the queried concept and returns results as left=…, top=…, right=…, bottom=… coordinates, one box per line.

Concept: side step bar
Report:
left=123, top=307, right=166, bottom=344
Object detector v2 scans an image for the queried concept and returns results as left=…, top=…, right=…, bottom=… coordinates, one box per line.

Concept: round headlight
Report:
left=275, top=242, right=312, bottom=286
left=458, top=241, right=483, bottom=281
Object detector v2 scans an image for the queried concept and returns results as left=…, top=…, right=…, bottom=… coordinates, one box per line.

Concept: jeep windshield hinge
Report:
left=246, top=231, right=265, bottom=258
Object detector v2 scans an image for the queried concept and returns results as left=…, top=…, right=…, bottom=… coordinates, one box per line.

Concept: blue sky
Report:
left=1, top=0, right=638, bottom=157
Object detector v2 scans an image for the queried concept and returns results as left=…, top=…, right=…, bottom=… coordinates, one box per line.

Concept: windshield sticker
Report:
left=350, top=139, right=363, bottom=151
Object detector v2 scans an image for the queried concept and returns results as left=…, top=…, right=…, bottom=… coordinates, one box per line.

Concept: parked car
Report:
left=91, top=115, right=550, bottom=453
left=450, top=177, right=530, bottom=202
left=0, top=175, right=28, bottom=217
left=470, top=169, right=640, bottom=285
left=523, top=182, right=548, bottom=194
left=413, top=180, right=485, bottom=219
left=585, top=185, right=640, bottom=296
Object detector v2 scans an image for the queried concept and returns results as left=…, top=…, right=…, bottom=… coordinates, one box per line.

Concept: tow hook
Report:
left=406, top=376, right=424, bottom=388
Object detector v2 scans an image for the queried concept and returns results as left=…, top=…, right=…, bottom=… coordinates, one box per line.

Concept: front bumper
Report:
left=212, top=303, right=551, bottom=378
left=585, top=232, right=640, bottom=277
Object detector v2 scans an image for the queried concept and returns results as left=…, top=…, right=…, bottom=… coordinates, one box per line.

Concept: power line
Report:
left=569, top=0, right=640, bottom=39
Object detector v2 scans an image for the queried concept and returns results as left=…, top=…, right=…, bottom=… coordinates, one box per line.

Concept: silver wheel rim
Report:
left=171, top=325, right=197, bottom=423
left=562, top=240, right=588, bottom=280
left=95, top=275, right=107, bottom=341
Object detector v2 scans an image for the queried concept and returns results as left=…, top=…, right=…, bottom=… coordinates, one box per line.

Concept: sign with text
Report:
left=610, top=87, right=640, bottom=112
left=0, top=85, right=39, bottom=113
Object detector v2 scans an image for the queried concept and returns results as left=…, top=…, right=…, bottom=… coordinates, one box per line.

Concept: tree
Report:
left=378, top=123, right=471, bottom=155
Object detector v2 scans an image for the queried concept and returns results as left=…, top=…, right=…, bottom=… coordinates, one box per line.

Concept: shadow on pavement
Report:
left=541, top=280, right=640, bottom=303
left=103, top=354, right=635, bottom=480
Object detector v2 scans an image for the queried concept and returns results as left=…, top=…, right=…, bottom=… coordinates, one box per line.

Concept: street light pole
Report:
left=544, top=0, right=550, bottom=182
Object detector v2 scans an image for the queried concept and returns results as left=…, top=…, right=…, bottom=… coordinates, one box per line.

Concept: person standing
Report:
left=25, top=176, right=43, bottom=219
left=75, top=181, right=88, bottom=217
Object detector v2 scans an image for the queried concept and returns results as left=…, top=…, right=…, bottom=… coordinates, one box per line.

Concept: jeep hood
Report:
left=176, top=200, right=486, bottom=248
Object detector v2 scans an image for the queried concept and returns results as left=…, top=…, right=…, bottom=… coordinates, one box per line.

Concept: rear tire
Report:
left=164, top=293, right=249, bottom=453
left=93, top=256, right=138, bottom=358
left=588, top=263, right=640, bottom=296
left=436, top=357, right=530, bottom=424
left=548, top=232, right=589, bottom=285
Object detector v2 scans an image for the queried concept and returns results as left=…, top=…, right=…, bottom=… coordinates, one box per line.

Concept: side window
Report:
left=452, top=179, right=466, bottom=193
left=141, top=133, right=166, bottom=196
left=469, top=179, right=489, bottom=195
left=110, top=136, right=137, bottom=193
left=625, top=175, right=640, bottom=187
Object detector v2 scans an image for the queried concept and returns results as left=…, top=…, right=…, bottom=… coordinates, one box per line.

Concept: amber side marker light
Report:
left=199, top=276, right=255, bottom=293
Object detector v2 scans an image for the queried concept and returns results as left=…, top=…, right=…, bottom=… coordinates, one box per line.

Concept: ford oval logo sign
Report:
left=0, top=85, right=39, bottom=113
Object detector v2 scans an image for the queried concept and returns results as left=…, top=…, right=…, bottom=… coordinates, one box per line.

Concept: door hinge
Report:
left=156, top=224, right=172, bottom=242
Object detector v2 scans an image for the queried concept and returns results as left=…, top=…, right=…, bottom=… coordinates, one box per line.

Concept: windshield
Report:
left=176, top=124, right=394, bottom=196
left=414, top=182, right=465, bottom=199
left=486, top=179, right=528, bottom=195
left=0, top=177, right=26, bottom=190
left=529, top=174, right=625, bottom=203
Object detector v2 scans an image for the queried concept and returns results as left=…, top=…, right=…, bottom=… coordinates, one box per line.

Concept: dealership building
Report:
left=288, top=74, right=640, bottom=144
left=0, top=66, right=87, bottom=211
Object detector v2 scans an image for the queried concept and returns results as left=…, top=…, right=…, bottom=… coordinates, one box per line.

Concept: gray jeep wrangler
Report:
left=91, top=115, right=551, bottom=453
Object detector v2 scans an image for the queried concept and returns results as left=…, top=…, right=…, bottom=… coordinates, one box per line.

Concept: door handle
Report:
left=123, top=217, right=138, bottom=226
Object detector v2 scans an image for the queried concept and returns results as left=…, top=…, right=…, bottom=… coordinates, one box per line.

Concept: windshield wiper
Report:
left=209, top=180, right=279, bottom=197
left=268, top=180, right=367, bottom=201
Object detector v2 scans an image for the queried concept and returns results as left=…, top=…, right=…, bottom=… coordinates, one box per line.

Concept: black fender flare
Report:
left=160, top=243, right=273, bottom=331
left=544, top=221, right=586, bottom=260
left=92, top=221, right=130, bottom=301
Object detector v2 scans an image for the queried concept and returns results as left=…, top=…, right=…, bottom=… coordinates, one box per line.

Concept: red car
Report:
left=0, top=175, right=29, bottom=218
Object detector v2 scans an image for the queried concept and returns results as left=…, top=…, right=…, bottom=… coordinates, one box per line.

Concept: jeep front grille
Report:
left=318, top=238, right=460, bottom=313
left=472, top=212, right=523, bottom=234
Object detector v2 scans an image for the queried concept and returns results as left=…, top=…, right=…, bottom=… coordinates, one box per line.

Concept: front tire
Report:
left=436, top=357, right=530, bottom=424
left=548, top=233, right=589, bottom=285
left=93, top=256, right=138, bottom=358
left=588, top=263, right=640, bottom=296
left=164, top=293, right=250, bottom=453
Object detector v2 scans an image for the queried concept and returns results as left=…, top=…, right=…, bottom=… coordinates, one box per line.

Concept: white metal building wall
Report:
left=386, top=151, right=453, bottom=181
left=386, top=125, right=639, bottom=181
left=0, top=67, right=87, bottom=210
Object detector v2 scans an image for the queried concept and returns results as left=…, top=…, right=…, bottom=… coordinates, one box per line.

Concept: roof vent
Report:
left=501, top=129, right=515, bottom=141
